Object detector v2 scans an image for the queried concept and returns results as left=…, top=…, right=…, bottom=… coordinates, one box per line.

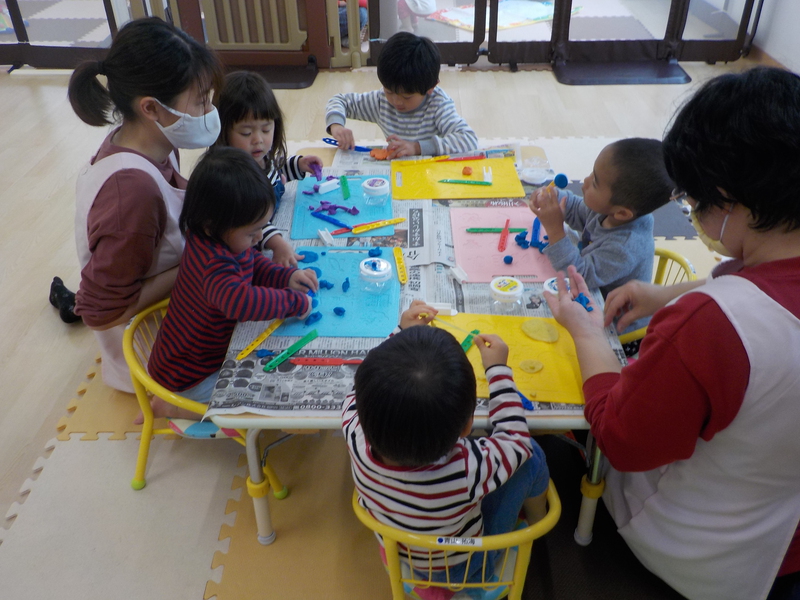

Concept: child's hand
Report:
left=474, top=334, right=508, bottom=369
left=289, top=268, right=319, bottom=293
left=386, top=135, right=421, bottom=159
left=529, top=187, right=566, bottom=244
left=329, top=124, right=356, bottom=151
left=265, top=235, right=302, bottom=268
left=544, top=266, right=604, bottom=336
left=299, top=155, right=323, bottom=174
left=399, top=299, right=438, bottom=329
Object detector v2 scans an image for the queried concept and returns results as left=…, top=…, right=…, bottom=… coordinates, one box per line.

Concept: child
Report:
left=325, top=32, right=478, bottom=158
left=343, top=300, right=550, bottom=585
left=147, top=147, right=318, bottom=414
left=215, top=71, right=323, bottom=267
left=529, top=138, right=673, bottom=336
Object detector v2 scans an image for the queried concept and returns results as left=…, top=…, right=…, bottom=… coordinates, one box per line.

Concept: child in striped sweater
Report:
left=146, top=147, right=317, bottom=418
left=343, top=300, right=549, bottom=587
left=325, top=32, right=478, bottom=159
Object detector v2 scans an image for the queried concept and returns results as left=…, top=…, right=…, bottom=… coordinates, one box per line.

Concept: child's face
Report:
left=227, top=116, right=275, bottom=169
left=382, top=87, right=431, bottom=113
left=581, top=146, right=617, bottom=215
left=222, top=210, right=273, bottom=255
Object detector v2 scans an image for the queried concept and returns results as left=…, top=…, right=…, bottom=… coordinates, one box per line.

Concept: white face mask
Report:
left=691, top=208, right=734, bottom=257
left=155, top=99, right=221, bottom=149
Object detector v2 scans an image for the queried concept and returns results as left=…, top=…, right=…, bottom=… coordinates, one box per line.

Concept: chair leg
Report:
left=131, top=387, right=154, bottom=490
left=245, top=429, right=277, bottom=545
left=574, top=443, right=605, bottom=546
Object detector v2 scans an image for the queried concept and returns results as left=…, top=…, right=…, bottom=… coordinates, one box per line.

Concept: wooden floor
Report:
left=0, top=52, right=780, bottom=537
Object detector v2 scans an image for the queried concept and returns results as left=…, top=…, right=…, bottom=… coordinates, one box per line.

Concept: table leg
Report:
left=245, top=428, right=276, bottom=545
left=574, top=437, right=605, bottom=546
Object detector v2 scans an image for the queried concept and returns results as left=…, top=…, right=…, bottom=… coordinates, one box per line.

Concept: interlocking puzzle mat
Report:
left=427, top=1, right=581, bottom=32
left=391, top=157, right=525, bottom=200
left=450, top=206, right=559, bottom=283
left=290, top=175, right=395, bottom=240
left=206, top=432, right=391, bottom=600
left=433, top=313, right=584, bottom=405
left=0, top=435, right=241, bottom=599
left=274, top=246, right=401, bottom=338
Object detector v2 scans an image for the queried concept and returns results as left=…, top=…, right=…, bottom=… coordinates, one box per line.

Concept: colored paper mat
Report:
left=274, top=246, right=401, bottom=337
left=433, top=313, right=584, bottom=405
left=450, top=206, right=559, bottom=283
left=391, top=157, right=525, bottom=200
left=290, top=175, right=395, bottom=239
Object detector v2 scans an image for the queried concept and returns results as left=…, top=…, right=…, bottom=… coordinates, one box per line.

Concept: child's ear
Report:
left=460, top=415, right=475, bottom=437
left=612, top=206, right=635, bottom=222
left=426, top=84, right=438, bottom=95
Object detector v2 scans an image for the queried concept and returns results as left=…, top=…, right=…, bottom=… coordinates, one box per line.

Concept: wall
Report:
left=754, top=0, right=800, bottom=72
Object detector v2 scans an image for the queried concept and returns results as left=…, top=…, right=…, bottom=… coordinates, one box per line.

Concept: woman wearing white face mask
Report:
left=57, top=17, right=223, bottom=393
left=544, top=67, right=800, bottom=600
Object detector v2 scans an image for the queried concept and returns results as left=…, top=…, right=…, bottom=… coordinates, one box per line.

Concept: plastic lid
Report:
left=490, top=276, right=523, bottom=302
left=359, top=258, right=393, bottom=282
left=362, top=177, right=389, bottom=196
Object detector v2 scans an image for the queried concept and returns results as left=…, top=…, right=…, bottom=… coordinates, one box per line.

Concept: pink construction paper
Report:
left=450, top=206, right=558, bottom=283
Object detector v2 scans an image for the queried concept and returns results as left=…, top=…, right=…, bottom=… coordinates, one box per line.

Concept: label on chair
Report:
left=436, top=537, right=483, bottom=547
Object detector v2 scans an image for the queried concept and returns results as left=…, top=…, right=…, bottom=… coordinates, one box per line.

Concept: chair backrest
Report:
left=352, top=481, right=561, bottom=600
left=122, top=298, right=206, bottom=417
left=652, top=247, right=697, bottom=286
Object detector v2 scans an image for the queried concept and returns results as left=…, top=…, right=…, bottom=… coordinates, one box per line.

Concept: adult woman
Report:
left=546, top=67, right=800, bottom=600
left=65, top=17, right=223, bottom=392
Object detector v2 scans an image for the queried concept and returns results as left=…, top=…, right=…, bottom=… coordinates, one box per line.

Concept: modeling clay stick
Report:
left=309, top=211, right=351, bottom=230
left=439, top=155, right=484, bottom=162
left=289, top=357, right=363, bottom=366
left=350, top=217, right=406, bottom=235
left=236, top=319, right=284, bottom=361
left=310, top=163, right=323, bottom=181
left=466, top=227, right=527, bottom=233
left=393, top=247, right=408, bottom=284
left=262, top=329, right=319, bottom=372
left=339, top=175, right=350, bottom=200
left=322, top=137, right=371, bottom=152
left=547, top=173, right=569, bottom=189
left=438, top=179, right=492, bottom=186
left=419, top=313, right=474, bottom=336
left=498, top=219, right=510, bottom=252
left=460, top=329, right=481, bottom=352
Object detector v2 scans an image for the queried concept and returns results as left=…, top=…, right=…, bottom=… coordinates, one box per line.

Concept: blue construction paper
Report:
left=290, top=176, right=395, bottom=240
left=274, top=247, right=401, bottom=338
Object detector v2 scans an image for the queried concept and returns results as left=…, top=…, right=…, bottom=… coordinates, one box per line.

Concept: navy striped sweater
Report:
left=149, top=232, right=309, bottom=391
left=343, top=363, right=533, bottom=570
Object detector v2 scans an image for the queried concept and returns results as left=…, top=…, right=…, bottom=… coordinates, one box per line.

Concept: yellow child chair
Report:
left=352, top=481, right=561, bottom=600
left=575, top=248, right=697, bottom=546
left=122, top=298, right=288, bottom=543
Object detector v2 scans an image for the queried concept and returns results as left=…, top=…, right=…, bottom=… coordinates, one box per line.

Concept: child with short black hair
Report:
left=344, top=300, right=549, bottom=584
left=325, top=32, right=478, bottom=158
left=146, top=147, right=317, bottom=418
left=215, top=71, right=322, bottom=267
left=529, top=138, right=673, bottom=334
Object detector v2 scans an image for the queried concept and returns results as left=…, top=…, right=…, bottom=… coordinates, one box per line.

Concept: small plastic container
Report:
left=359, top=258, right=393, bottom=293
left=543, top=276, right=569, bottom=295
left=362, top=177, right=390, bottom=206
left=490, top=276, right=524, bottom=314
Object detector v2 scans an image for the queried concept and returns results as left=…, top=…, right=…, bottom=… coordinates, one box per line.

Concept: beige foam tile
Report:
left=530, top=137, right=622, bottom=180
left=206, top=431, right=391, bottom=600
left=0, top=433, right=243, bottom=600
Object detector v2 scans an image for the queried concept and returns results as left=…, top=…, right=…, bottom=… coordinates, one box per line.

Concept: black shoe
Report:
left=49, top=277, right=82, bottom=324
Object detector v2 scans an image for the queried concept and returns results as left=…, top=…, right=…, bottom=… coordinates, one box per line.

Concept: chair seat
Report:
left=168, top=419, right=241, bottom=439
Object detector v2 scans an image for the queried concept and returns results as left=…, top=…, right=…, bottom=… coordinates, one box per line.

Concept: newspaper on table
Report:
left=205, top=161, right=624, bottom=420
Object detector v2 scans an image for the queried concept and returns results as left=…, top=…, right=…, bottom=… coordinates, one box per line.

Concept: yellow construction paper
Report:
left=391, top=157, right=525, bottom=200
left=432, top=314, right=584, bottom=405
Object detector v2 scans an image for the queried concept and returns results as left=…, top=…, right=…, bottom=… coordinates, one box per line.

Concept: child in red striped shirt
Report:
left=146, top=147, right=317, bottom=419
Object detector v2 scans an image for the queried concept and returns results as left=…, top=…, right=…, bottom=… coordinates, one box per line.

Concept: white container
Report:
left=359, top=258, right=393, bottom=293
left=362, top=177, right=390, bottom=206
left=543, top=276, right=569, bottom=295
left=490, top=276, right=524, bottom=314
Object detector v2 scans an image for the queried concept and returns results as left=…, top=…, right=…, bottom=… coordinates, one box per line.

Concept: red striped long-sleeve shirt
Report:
left=148, top=231, right=309, bottom=391
left=343, top=363, right=533, bottom=570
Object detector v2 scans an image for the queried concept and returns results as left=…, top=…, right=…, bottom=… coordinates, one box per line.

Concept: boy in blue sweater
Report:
left=529, top=138, right=673, bottom=337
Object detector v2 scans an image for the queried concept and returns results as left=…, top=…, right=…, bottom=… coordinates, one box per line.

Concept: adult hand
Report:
left=543, top=266, right=604, bottom=337
left=288, top=268, right=319, bottom=293
left=266, top=235, right=302, bottom=268
left=386, top=135, right=420, bottom=159
left=329, top=124, right=356, bottom=151
left=528, top=186, right=566, bottom=244
left=474, top=334, right=508, bottom=370
left=604, top=279, right=704, bottom=332
left=399, top=299, right=437, bottom=329
left=299, top=155, right=323, bottom=175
